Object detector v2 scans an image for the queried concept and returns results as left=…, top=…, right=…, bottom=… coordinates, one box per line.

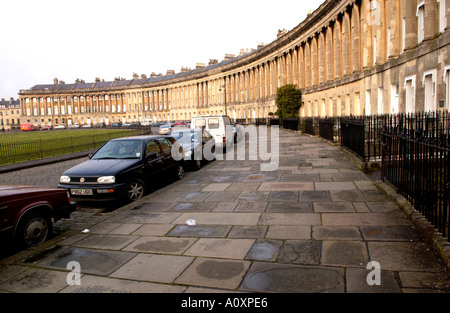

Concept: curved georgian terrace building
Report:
left=19, top=0, right=450, bottom=127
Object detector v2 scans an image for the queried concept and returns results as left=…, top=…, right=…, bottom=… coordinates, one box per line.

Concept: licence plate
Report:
left=71, top=189, right=93, bottom=196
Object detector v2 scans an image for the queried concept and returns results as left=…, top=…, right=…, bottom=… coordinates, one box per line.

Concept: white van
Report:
left=191, top=115, right=233, bottom=150
left=141, top=118, right=152, bottom=126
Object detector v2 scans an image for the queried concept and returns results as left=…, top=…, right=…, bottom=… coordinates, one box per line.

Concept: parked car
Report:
left=121, top=123, right=131, bottom=128
left=94, top=122, right=106, bottom=128
left=69, top=124, right=80, bottom=129
left=58, top=135, right=185, bottom=202
left=39, top=125, right=52, bottom=131
left=111, top=122, right=122, bottom=128
left=0, top=185, right=76, bottom=248
left=171, top=128, right=216, bottom=170
left=54, top=125, right=66, bottom=129
left=82, top=124, right=92, bottom=128
left=191, top=115, right=233, bottom=151
left=20, top=123, right=37, bottom=131
left=158, top=124, right=172, bottom=135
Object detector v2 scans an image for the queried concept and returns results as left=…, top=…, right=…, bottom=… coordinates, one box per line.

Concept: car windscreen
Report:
left=92, top=140, right=143, bottom=159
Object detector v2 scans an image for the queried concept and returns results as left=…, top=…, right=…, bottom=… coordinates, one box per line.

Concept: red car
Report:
left=0, top=185, right=76, bottom=247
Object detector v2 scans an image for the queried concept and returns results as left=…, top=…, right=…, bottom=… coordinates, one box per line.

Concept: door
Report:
left=157, top=137, right=176, bottom=169
left=143, top=140, right=164, bottom=180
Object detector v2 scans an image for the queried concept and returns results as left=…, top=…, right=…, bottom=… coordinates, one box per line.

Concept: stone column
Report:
left=387, top=0, right=401, bottom=58
left=342, top=10, right=352, bottom=76
left=334, top=18, right=342, bottom=79
left=361, top=0, right=373, bottom=69
left=318, top=31, right=326, bottom=84
left=424, top=0, right=438, bottom=41
left=311, top=36, right=318, bottom=85
left=298, top=45, right=305, bottom=89
left=326, top=25, right=334, bottom=82
left=293, top=48, right=299, bottom=87
left=404, top=0, right=418, bottom=49
left=352, top=3, right=361, bottom=72
left=303, top=41, right=309, bottom=88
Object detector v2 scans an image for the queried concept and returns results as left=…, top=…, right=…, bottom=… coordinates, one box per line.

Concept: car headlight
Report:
left=60, top=175, right=71, bottom=183
left=97, top=176, right=115, bottom=184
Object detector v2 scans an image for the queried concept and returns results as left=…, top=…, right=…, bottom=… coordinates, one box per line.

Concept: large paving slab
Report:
left=240, top=262, right=345, bottom=293
left=110, top=254, right=194, bottom=283
left=175, top=257, right=251, bottom=290
left=184, top=238, right=255, bottom=259
left=36, top=247, right=137, bottom=276
left=60, top=275, right=187, bottom=293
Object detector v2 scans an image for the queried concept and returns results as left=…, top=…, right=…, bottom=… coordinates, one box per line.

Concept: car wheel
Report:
left=193, top=159, right=202, bottom=171
left=16, top=210, right=52, bottom=247
left=127, top=180, right=146, bottom=201
left=176, top=164, right=185, bottom=180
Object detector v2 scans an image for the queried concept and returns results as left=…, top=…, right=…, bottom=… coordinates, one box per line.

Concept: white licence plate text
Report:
left=71, top=189, right=93, bottom=196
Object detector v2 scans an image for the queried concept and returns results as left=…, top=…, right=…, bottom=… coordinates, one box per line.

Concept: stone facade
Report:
left=19, top=0, right=450, bottom=127
left=0, top=98, right=21, bottom=131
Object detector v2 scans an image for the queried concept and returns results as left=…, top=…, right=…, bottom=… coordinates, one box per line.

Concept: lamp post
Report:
left=219, top=84, right=227, bottom=116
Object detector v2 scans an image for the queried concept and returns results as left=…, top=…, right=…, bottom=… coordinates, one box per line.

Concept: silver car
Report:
left=158, top=124, right=172, bottom=135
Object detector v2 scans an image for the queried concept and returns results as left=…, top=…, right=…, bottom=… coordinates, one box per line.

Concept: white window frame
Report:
left=390, top=83, right=400, bottom=114
left=423, top=69, right=437, bottom=112
left=365, top=90, right=371, bottom=116
left=378, top=87, right=384, bottom=114
left=437, top=0, right=447, bottom=33
left=417, top=2, right=425, bottom=44
left=404, top=75, right=416, bottom=113
left=444, top=65, right=450, bottom=110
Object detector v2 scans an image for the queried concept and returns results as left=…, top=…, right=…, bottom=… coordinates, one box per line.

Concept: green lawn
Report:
left=0, top=129, right=144, bottom=165
left=0, top=129, right=135, bottom=143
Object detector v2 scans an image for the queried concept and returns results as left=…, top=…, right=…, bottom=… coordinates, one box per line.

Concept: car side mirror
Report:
left=88, top=153, right=94, bottom=159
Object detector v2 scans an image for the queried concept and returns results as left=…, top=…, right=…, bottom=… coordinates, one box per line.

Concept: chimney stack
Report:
left=224, top=54, right=236, bottom=61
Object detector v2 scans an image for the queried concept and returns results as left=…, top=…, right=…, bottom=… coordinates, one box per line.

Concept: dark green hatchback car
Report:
left=58, top=135, right=185, bottom=202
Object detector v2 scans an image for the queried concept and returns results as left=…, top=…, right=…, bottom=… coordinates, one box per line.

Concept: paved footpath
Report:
left=0, top=129, right=449, bottom=293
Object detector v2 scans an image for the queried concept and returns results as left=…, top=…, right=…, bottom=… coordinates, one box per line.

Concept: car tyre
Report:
left=127, top=180, right=146, bottom=202
left=193, top=159, right=202, bottom=171
left=15, top=210, right=52, bottom=247
left=176, top=163, right=185, bottom=180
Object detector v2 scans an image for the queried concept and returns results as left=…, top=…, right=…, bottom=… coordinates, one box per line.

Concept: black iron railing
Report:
left=382, top=113, right=449, bottom=241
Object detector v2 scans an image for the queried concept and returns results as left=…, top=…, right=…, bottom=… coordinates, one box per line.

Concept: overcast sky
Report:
left=0, top=0, right=324, bottom=99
